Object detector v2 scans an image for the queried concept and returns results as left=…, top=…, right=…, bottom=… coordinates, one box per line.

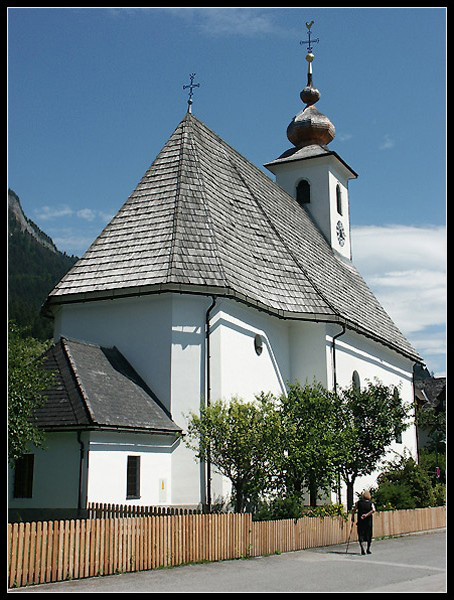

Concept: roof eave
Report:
left=264, top=148, right=358, bottom=179
left=43, top=283, right=421, bottom=364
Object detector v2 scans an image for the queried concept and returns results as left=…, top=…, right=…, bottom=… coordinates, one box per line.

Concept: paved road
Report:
left=10, top=530, right=446, bottom=593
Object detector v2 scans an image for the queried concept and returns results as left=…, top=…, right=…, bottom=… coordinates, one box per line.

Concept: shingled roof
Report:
left=33, top=338, right=181, bottom=434
left=44, top=112, right=420, bottom=362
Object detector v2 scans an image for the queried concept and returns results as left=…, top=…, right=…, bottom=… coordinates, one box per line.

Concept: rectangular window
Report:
left=126, top=456, right=140, bottom=499
left=14, top=454, right=34, bottom=498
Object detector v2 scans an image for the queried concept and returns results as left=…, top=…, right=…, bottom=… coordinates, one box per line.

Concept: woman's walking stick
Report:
left=345, top=520, right=354, bottom=554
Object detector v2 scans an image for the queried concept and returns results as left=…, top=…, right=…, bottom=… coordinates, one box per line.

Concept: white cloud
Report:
left=379, top=134, right=395, bottom=150
left=76, top=208, right=97, bottom=221
left=352, top=224, right=446, bottom=375
left=35, top=205, right=74, bottom=220
left=161, top=7, right=286, bottom=38
left=337, top=132, right=353, bottom=142
left=35, top=204, right=113, bottom=224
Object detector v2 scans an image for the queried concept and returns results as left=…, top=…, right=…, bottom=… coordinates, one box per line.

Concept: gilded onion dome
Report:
left=287, top=50, right=335, bottom=148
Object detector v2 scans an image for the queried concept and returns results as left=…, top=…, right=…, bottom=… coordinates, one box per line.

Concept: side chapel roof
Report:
left=44, top=112, right=420, bottom=362
left=33, top=338, right=181, bottom=434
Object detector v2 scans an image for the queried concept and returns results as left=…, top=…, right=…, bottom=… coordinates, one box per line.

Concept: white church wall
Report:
left=288, top=320, right=329, bottom=387
left=206, top=298, right=292, bottom=504
left=325, top=326, right=418, bottom=505
left=327, top=169, right=351, bottom=259
left=53, top=294, right=173, bottom=411
left=47, top=292, right=419, bottom=511
left=169, top=294, right=208, bottom=506
left=86, top=431, right=175, bottom=506
left=272, top=157, right=332, bottom=244
left=211, top=298, right=290, bottom=402
left=8, top=432, right=80, bottom=510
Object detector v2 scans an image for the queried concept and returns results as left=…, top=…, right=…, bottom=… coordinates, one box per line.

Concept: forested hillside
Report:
left=8, top=189, right=78, bottom=340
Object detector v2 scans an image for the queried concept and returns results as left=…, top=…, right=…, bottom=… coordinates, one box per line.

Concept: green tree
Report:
left=334, top=380, right=411, bottom=510
left=184, top=395, right=279, bottom=513
left=8, top=322, right=55, bottom=466
left=274, top=382, right=339, bottom=506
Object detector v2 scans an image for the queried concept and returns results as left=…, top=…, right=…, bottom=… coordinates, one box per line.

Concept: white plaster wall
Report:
left=8, top=432, right=80, bottom=509
left=271, top=157, right=332, bottom=243
left=325, top=326, right=418, bottom=505
left=269, top=155, right=354, bottom=260
left=46, top=291, right=418, bottom=511
left=328, top=168, right=351, bottom=260
left=166, top=295, right=292, bottom=506
left=211, top=298, right=290, bottom=402
left=288, top=320, right=329, bottom=386
left=169, top=294, right=208, bottom=506
left=53, top=294, right=172, bottom=411
left=177, top=297, right=293, bottom=504
left=86, top=431, right=176, bottom=505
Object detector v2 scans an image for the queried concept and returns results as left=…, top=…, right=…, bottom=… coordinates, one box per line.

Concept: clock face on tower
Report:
left=336, top=220, right=346, bottom=246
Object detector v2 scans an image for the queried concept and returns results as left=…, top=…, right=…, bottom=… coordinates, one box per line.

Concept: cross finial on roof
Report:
left=300, top=20, right=319, bottom=53
left=183, top=73, right=200, bottom=114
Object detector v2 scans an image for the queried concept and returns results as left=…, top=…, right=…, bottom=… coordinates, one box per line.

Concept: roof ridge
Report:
left=189, top=116, right=229, bottom=288
left=167, top=119, right=185, bottom=284
left=60, top=337, right=97, bottom=425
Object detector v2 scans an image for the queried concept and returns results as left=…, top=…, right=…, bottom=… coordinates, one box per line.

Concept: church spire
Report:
left=287, top=22, right=335, bottom=148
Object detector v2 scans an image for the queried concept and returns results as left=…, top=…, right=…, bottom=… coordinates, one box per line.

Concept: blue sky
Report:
left=8, top=7, right=446, bottom=375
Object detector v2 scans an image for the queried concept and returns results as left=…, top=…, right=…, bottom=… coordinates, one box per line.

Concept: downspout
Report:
left=205, top=296, right=217, bottom=511
left=77, top=431, right=87, bottom=514
left=331, top=323, right=346, bottom=506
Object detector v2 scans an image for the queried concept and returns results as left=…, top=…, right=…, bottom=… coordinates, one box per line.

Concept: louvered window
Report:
left=14, top=454, right=34, bottom=498
left=126, top=456, right=141, bottom=499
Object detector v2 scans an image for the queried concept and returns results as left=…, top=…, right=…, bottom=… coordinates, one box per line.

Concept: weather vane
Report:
left=300, top=20, right=319, bottom=53
left=183, top=73, right=200, bottom=113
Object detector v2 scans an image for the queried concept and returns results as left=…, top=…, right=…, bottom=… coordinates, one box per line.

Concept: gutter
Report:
left=41, top=285, right=421, bottom=363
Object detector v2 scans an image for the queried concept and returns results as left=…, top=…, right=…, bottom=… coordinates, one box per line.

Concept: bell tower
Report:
left=265, top=22, right=357, bottom=261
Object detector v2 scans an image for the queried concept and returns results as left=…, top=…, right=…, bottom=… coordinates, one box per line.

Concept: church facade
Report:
left=9, top=42, right=421, bottom=517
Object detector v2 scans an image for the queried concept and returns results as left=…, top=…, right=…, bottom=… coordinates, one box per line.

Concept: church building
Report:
left=9, top=30, right=421, bottom=518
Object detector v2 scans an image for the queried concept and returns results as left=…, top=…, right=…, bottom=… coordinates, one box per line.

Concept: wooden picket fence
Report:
left=8, top=506, right=446, bottom=589
left=87, top=502, right=203, bottom=519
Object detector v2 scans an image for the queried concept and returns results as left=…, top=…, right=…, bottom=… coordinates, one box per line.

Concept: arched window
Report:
left=352, top=370, right=361, bottom=391
left=336, top=184, right=342, bottom=215
left=296, top=179, right=310, bottom=206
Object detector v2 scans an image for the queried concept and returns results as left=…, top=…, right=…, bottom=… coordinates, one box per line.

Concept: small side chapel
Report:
left=9, top=26, right=421, bottom=518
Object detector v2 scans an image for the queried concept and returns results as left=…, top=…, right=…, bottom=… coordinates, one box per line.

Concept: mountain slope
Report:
left=8, top=189, right=78, bottom=340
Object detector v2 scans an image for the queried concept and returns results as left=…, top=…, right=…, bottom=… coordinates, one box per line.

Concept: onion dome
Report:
left=287, top=51, right=335, bottom=148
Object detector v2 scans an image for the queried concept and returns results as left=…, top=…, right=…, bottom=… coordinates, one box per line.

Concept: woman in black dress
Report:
left=351, top=489, right=376, bottom=555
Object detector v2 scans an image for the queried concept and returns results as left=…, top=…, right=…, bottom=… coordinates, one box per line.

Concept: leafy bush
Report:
left=252, top=496, right=347, bottom=522
left=433, top=483, right=446, bottom=506
left=418, top=448, right=446, bottom=486
left=373, top=480, right=417, bottom=510
left=373, top=453, right=435, bottom=510
left=301, top=503, right=348, bottom=520
left=252, top=495, right=304, bottom=521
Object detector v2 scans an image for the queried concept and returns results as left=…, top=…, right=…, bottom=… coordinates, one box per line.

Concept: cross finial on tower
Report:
left=183, top=73, right=200, bottom=114
left=300, top=20, right=319, bottom=53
